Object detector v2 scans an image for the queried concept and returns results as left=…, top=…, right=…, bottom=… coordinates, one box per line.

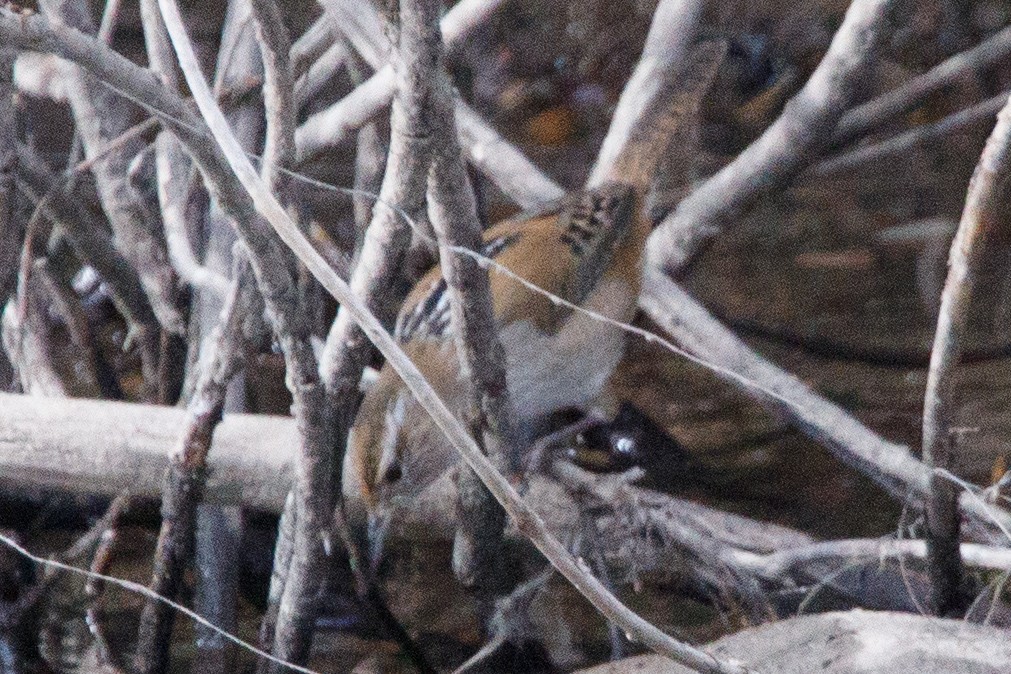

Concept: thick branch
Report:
left=586, top=0, right=704, bottom=185
left=648, top=0, right=898, bottom=274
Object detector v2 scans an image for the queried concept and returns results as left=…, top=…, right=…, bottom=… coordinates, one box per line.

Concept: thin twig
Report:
left=247, top=0, right=335, bottom=665
left=921, top=91, right=1011, bottom=617
left=806, top=92, right=1006, bottom=181
left=312, top=10, right=435, bottom=667
left=831, top=24, right=1011, bottom=148
left=648, top=0, right=898, bottom=274
left=733, top=538, right=1011, bottom=579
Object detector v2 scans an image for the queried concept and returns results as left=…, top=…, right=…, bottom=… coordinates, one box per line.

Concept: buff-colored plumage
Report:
left=343, top=41, right=726, bottom=533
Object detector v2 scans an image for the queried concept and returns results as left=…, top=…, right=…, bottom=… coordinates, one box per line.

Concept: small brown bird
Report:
left=342, top=42, right=725, bottom=540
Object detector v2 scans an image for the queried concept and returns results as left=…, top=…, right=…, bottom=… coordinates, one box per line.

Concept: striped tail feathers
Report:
left=604, top=38, right=727, bottom=199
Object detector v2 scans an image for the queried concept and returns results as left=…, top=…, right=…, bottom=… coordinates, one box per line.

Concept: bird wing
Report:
left=394, top=230, right=523, bottom=342
left=394, top=184, right=638, bottom=341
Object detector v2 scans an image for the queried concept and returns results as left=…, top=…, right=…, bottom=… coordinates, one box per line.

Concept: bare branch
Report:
left=293, top=40, right=346, bottom=107
left=299, top=0, right=566, bottom=211
left=454, top=100, right=565, bottom=208
left=832, top=24, right=1011, bottom=148
left=16, top=148, right=159, bottom=341
left=249, top=0, right=296, bottom=191
left=1, top=268, right=67, bottom=396
left=0, top=47, right=18, bottom=304
left=638, top=269, right=1011, bottom=539
left=136, top=2, right=750, bottom=668
left=140, top=0, right=231, bottom=299
left=419, top=17, right=517, bottom=590
left=806, top=92, right=1006, bottom=181
left=921, top=92, right=1011, bottom=616
left=648, top=0, right=898, bottom=274
left=135, top=256, right=260, bottom=674
left=289, top=15, right=332, bottom=74
left=586, top=0, right=704, bottom=185
left=40, top=0, right=184, bottom=337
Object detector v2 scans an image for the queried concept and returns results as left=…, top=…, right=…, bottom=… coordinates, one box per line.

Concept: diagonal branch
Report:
left=831, top=24, right=1011, bottom=148
left=40, top=0, right=184, bottom=340
left=638, top=270, right=1011, bottom=540
left=647, top=0, right=898, bottom=274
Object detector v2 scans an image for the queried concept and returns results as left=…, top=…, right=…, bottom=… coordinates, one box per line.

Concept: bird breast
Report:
left=499, top=277, right=633, bottom=422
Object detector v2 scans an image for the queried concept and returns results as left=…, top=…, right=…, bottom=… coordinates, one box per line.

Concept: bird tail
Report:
left=598, top=38, right=727, bottom=197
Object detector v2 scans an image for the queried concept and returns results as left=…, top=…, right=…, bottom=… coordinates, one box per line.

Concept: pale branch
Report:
left=315, top=17, right=441, bottom=670
left=805, top=91, right=1007, bottom=181
left=40, top=0, right=184, bottom=340
left=572, top=611, right=1011, bottom=674
left=638, top=270, right=1011, bottom=540
left=147, top=1, right=337, bottom=669
left=198, top=6, right=278, bottom=667
left=831, top=24, right=1011, bottom=148
left=136, top=3, right=240, bottom=668
left=0, top=47, right=17, bottom=303
left=294, top=40, right=346, bottom=107
left=425, top=57, right=517, bottom=595
left=732, top=538, right=1011, bottom=579
left=1, top=267, right=67, bottom=397
left=5, top=389, right=1009, bottom=617
left=255, top=491, right=295, bottom=674
left=247, top=0, right=334, bottom=664
left=647, top=0, right=899, bottom=275
left=318, top=29, right=430, bottom=438
left=348, top=48, right=390, bottom=241
left=586, top=0, right=704, bottom=186
left=249, top=0, right=296, bottom=192
left=289, top=15, right=332, bottom=74
left=921, top=91, right=1011, bottom=617
left=317, top=29, right=434, bottom=670
left=140, top=0, right=231, bottom=298
left=454, top=100, right=565, bottom=208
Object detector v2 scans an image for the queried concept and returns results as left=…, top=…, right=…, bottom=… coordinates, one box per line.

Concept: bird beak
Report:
left=366, top=507, right=393, bottom=575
